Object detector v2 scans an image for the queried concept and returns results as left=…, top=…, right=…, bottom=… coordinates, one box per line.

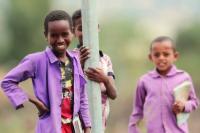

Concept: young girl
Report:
left=128, top=36, right=199, bottom=133
left=1, top=10, right=91, bottom=133
left=72, top=9, right=117, bottom=130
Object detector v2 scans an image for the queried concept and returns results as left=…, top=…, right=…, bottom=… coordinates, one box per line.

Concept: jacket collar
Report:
left=149, top=65, right=183, bottom=78
left=45, top=46, right=76, bottom=64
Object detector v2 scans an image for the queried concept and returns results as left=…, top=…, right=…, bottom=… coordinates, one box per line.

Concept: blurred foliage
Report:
left=0, top=0, right=50, bottom=66
left=0, top=0, right=50, bottom=132
left=176, top=22, right=200, bottom=54
left=176, top=22, right=200, bottom=87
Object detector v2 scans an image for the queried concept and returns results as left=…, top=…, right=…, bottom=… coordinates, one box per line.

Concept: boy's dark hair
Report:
left=150, top=36, right=176, bottom=51
left=44, top=10, right=73, bottom=35
left=72, top=9, right=81, bottom=27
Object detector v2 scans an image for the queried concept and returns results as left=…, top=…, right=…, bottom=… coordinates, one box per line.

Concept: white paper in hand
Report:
left=173, top=81, right=191, bottom=125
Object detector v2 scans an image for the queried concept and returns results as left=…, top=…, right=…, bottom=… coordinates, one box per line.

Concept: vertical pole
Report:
left=81, top=0, right=103, bottom=133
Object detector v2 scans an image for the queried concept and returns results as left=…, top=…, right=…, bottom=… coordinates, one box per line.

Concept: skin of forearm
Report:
left=103, top=76, right=117, bottom=100
left=28, top=95, right=38, bottom=104
left=84, top=127, right=91, bottom=133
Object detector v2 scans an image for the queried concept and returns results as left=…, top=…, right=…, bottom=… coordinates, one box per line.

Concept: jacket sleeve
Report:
left=1, top=55, right=35, bottom=109
left=128, top=79, right=146, bottom=133
left=184, top=74, right=199, bottom=113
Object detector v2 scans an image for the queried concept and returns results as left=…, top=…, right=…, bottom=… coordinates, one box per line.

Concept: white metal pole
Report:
left=81, top=0, right=103, bottom=132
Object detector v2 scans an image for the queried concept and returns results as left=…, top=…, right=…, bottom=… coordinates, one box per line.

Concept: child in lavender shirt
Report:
left=128, top=36, right=199, bottom=133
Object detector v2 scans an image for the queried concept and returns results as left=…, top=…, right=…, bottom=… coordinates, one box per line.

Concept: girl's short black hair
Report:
left=72, top=9, right=81, bottom=27
left=44, top=10, right=72, bottom=35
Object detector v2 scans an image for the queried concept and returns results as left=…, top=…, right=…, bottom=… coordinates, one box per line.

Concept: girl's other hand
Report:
left=85, top=67, right=108, bottom=84
left=34, top=100, right=49, bottom=117
left=29, top=95, right=49, bottom=117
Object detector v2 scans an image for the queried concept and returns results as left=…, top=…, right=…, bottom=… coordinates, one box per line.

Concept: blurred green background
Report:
left=0, top=0, right=199, bottom=133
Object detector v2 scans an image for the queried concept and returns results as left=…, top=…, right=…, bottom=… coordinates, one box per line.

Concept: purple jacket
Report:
left=128, top=65, right=199, bottom=133
left=1, top=47, right=91, bottom=133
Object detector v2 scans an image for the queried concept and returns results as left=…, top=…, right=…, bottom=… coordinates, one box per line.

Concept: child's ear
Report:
left=44, top=31, right=47, bottom=38
left=174, top=51, right=179, bottom=61
left=148, top=54, right=152, bottom=61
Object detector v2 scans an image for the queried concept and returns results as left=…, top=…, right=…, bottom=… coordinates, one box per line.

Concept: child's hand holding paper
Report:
left=173, top=81, right=191, bottom=125
left=172, top=100, right=185, bottom=114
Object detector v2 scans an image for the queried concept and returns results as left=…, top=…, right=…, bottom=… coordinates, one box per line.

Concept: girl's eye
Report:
left=163, top=53, right=169, bottom=57
left=154, top=53, right=160, bottom=58
left=77, top=26, right=82, bottom=32
left=50, top=33, right=57, bottom=38
left=62, top=32, right=69, bottom=37
left=78, top=27, right=82, bottom=32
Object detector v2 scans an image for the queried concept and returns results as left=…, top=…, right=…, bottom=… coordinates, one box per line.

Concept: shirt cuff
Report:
left=107, top=72, right=115, bottom=79
left=10, top=94, right=28, bottom=109
left=184, top=101, right=192, bottom=113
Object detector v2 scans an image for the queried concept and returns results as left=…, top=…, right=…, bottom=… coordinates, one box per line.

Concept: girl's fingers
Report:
left=86, top=68, right=96, bottom=74
left=88, top=67, right=95, bottom=71
left=79, top=46, right=86, bottom=51
left=87, top=77, right=99, bottom=82
left=80, top=50, right=90, bottom=58
left=85, top=73, right=96, bottom=78
left=85, top=73, right=99, bottom=80
left=81, top=56, right=90, bottom=62
left=88, top=68, right=99, bottom=73
left=80, top=47, right=90, bottom=54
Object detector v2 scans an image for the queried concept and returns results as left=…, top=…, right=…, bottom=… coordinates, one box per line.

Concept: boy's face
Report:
left=149, top=41, right=178, bottom=75
left=45, top=20, right=73, bottom=54
left=73, top=18, right=83, bottom=46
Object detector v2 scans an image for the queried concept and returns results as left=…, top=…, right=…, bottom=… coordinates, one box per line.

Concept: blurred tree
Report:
left=176, top=21, right=200, bottom=94
left=1, top=0, right=50, bottom=65
left=176, top=22, right=200, bottom=54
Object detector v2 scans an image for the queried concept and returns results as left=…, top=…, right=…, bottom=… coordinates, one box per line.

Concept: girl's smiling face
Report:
left=149, top=40, right=179, bottom=75
left=46, top=20, right=73, bottom=56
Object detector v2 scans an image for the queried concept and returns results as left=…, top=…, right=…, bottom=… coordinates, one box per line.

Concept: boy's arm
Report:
left=84, top=127, right=91, bottom=133
left=105, top=55, right=117, bottom=99
left=1, top=55, right=35, bottom=109
left=103, top=75, right=117, bottom=99
left=79, top=47, right=117, bottom=99
left=85, top=68, right=117, bottom=99
left=183, top=75, right=199, bottom=113
left=28, top=95, right=49, bottom=117
left=85, top=55, right=117, bottom=99
left=128, top=79, right=146, bottom=133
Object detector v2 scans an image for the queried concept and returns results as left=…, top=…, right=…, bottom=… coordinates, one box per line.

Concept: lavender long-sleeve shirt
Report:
left=128, top=65, right=199, bottom=133
left=1, top=47, right=91, bottom=133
